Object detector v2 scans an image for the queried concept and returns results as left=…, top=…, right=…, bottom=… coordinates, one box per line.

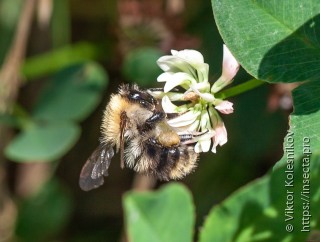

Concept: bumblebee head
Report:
left=120, top=84, right=157, bottom=111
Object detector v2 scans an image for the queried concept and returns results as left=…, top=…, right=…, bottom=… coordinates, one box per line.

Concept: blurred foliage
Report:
left=5, top=121, right=80, bottom=161
left=15, top=179, right=73, bottom=242
left=0, top=0, right=23, bottom=65
left=122, top=47, right=163, bottom=87
left=5, top=62, right=108, bottom=162
left=1, top=0, right=318, bottom=241
left=51, top=0, right=71, bottom=47
left=21, top=42, right=109, bottom=80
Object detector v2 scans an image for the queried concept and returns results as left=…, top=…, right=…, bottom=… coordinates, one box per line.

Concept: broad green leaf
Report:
left=211, top=0, right=320, bottom=83
left=5, top=121, right=80, bottom=162
left=15, top=179, right=73, bottom=241
left=122, top=47, right=163, bottom=87
left=275, top=81, right=320, bottom=169
left=32, top=62, right=108, bottom=122
left=199, top=155, right=320, bottom=242
left=123, top=183, right=194, bottom=242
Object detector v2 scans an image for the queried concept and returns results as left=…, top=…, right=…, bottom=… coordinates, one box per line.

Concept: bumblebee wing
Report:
left=79, top=144, right=114, bottom=191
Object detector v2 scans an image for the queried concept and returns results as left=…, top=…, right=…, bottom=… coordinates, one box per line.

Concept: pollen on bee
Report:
left=158, top=131, right=180, bottom=147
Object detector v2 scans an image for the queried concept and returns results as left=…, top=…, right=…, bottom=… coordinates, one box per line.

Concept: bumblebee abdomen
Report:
left=132, top=138, right=197, bottom=181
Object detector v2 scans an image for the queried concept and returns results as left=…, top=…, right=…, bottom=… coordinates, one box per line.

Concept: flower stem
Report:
left=215, top=79, right=265, bottom=99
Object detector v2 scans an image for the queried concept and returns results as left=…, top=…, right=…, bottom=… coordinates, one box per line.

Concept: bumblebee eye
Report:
left=128, top=90, right=156, bottom=110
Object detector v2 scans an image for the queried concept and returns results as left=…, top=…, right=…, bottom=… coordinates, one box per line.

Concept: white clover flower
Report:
left=150, top=45, right=240, bottom=153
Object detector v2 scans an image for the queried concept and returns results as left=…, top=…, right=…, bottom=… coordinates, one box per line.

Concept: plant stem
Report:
left=215, top=79, right=265, bottom=99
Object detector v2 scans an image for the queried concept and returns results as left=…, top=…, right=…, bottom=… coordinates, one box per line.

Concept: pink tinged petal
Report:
left=208, top=105, right=228, bottom=152
left=215, top=100, right=234, bottom=114
left=222, top=44, right=240, bottom=81
left=211, top=45, right=240, bottom=93
left=211, top=123, right=228, bottom=153
left=168, top=110, right=201, bottom=127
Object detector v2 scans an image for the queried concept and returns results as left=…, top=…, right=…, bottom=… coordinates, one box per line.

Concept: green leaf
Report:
left=5, top=121, right=80, bottom=162
left=32, top=62, right=108, bottom=122
left=123, top=183, right=195, bottom=242
left=15, top=179, right=73, bottom=241
left=122, top=47, right=163, bottom=87
left=211, top=0, right=320, bottom=83
left=275, top=81, right=320, bottom=169
left=199, top=155, right=320, bottom=242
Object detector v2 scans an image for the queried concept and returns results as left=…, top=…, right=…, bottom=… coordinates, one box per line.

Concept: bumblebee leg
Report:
left=179, top=130, right=213, bottom=144
left=146, top=111, right=165, bottom=124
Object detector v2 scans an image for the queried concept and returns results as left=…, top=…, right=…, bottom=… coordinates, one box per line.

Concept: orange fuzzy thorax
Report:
left=101, top=94, right=130, bottom=149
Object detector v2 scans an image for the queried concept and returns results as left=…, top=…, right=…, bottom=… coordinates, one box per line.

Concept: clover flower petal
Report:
left=211, top=45, right=240, bottom=93
left=162, top=95, right=179, bottom=113
left=162, top=72, right=197, bottom=92
left=208, top=106, right=228, bottom=153
left=214, top=100, right=234, bottom=114
left=171, top=49, right=205, bottom=67
left=167, top=109, right=201, bottom=127
left=211, top=123, right=228, bottom=153
left=221, top=45, right=240, bottom=81
left=157, top=55, right=197, bottom=78
left=151, top=45, right=239, bottom=153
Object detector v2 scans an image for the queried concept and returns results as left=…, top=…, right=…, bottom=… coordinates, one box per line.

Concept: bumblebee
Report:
left=79, top=84, right=199, bottom=191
